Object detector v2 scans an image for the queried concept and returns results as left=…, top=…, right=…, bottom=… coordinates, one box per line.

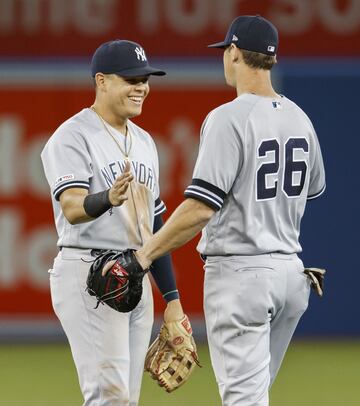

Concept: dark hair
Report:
left=241, top=49, right=277, bottom=70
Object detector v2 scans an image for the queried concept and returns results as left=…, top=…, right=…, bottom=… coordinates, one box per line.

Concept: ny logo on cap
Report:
left=135, top=46, right=147, bottom=61
left=267, top=45, right=275, bottom=52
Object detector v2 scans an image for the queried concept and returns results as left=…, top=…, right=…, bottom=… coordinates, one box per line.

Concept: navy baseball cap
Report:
left=91, top=40, right=166, bottom=77
left=208, top=15, right=278, bottom=56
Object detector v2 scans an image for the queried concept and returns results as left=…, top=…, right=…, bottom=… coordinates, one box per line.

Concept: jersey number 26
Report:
left=256, top=138, right=309, bottom=201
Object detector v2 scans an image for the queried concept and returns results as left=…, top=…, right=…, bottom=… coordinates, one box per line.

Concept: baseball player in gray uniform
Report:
left=135, top=15, right=326, bottom=406
left=41, top=40, right=185, bottom=405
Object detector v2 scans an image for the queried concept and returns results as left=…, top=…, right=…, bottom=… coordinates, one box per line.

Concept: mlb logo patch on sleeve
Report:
left=55, top=174, right=75, bottom=186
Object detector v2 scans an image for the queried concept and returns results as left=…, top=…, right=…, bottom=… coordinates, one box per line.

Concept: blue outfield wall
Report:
left=278, top=59, right=360, bottom=336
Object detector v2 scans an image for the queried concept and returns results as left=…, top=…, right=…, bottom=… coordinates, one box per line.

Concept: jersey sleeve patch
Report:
left=307, top=184, right=326, bottom=200
left=184, top=178, right=226, bottom=211
left=53, top=180, right=90, bottom=201
left=154, top=197, right=166, bottom=216
left=55, top=174, right=75, bottom=186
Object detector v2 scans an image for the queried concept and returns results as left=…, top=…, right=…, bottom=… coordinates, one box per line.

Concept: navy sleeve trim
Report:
left=184, top=178, right=226, bottom=211
left=154, top=198, right=166, bottom=216
left=184, top=189, right=221, bottom=211
left=191, top=178, right=227, bottom=199
left=307, top=184, right=326, bottom=201
left=53, top=180, right=90, bottom=201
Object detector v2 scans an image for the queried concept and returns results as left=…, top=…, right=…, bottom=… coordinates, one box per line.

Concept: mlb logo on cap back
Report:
left=91, top=40, right=166, bottom=77
left=208, top=15, right=278, bottom=56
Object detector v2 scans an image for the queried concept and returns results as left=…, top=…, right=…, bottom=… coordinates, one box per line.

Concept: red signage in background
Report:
left=0, top=0, right=359, bottom=57
left=0, top=85, right=234, bottom=317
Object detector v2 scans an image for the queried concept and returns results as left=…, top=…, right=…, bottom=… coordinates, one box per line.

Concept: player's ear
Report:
left=231, top=45, right=241, bottom=63
left=94, top=73, right=107, bottom=91
left=226, top=44, right=239, bottom=63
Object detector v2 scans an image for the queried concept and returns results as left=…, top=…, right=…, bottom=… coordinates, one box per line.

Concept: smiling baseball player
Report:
left=41, top=40, right=189, bottom=405
left=134, top=15, right=326, bottom=406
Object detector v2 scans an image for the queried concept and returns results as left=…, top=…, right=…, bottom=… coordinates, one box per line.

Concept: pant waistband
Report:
left=59, top=246, right=109, bottom=257
left=200, top=252, right=297, bottom=262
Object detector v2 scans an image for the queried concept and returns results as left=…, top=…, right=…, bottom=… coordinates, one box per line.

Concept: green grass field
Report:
left=0, top=341, right=359, bottom=405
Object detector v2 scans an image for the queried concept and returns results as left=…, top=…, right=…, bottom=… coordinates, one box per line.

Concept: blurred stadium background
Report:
left=0, top=0, right=359, bottom=404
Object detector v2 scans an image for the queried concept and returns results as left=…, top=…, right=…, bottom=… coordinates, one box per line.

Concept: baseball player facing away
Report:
left=41, top=40, right=186, bottom=405
left=135, top=15, right=326, bottom=406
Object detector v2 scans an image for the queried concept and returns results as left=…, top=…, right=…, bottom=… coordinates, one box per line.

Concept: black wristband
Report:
left=83, top=189, right=112, bottom=218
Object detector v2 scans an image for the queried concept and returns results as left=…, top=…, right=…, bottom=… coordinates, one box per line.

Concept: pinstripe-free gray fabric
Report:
left=185, top=93, right=325, bottom=255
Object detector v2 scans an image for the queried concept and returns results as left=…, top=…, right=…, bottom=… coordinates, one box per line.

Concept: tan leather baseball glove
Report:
left=304, top=267, right=326, bottom=297
left=144, top=314, right=201, bottom=392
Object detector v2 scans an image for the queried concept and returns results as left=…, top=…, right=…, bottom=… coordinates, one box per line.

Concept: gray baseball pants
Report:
left=204, top=252, right=310, bottom=406
left=49, top=247, right=154, bottom=406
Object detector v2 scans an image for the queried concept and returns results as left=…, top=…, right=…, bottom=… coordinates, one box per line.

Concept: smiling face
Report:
left=96, top=73, right=150, bottom=122
left=95, top=73, right=150, bottom=127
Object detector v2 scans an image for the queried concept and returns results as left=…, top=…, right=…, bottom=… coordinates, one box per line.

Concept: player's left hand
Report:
left=144, top=314, right=201, bottom=392
left=164, top=299, right=184, bottom=323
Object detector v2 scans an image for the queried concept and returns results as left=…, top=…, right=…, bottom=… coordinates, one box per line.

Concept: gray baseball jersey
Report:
left=184, top=93, right=325, bottom=256
left=41, top=108, right=165, bottom=250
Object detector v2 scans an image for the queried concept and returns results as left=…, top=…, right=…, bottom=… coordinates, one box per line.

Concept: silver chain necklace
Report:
left=91, top=105, right=132, bottom=158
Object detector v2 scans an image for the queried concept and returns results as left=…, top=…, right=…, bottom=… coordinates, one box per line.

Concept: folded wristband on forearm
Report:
left=83, top=189, right=112, bottom=218
left=163, top=289, right=180, bottom=302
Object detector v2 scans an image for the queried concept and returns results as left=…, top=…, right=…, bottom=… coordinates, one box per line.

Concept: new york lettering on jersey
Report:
left=42, top=108, right=165, bottom=250
left=101, top=159, right=155, bottom=193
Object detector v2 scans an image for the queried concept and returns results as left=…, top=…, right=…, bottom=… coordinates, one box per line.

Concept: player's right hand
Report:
left=108, top=160, right=134, bottom=206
